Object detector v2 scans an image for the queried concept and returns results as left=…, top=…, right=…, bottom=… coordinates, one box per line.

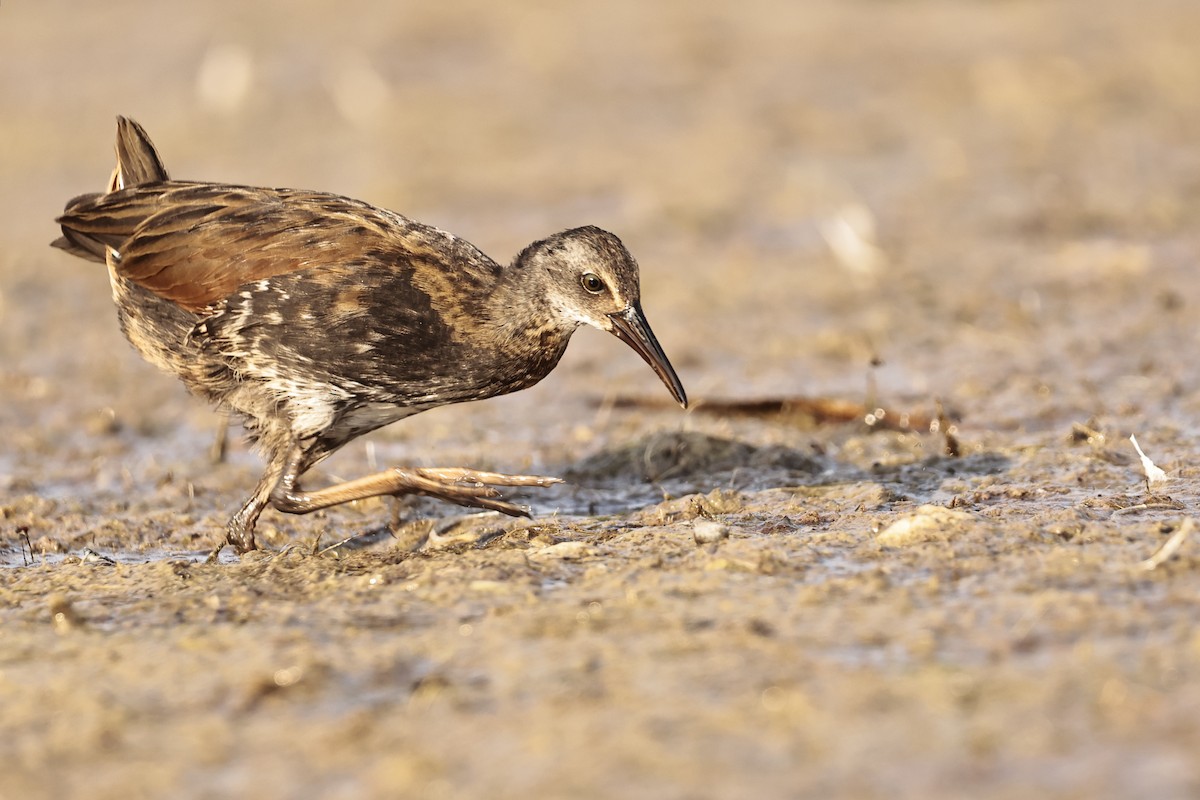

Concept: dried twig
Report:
left=1140, top=518, right=1194, bottom=570
left=606, top=394, right=941, bottom=433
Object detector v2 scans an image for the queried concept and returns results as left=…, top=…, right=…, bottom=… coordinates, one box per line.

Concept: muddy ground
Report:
left=3, top=1, right=1200, bottom=798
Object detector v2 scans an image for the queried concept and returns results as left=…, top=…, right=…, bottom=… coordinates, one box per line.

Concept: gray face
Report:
left=519, top=225, right=687, bottom=408
left=523, top=225, right=642, bottom=332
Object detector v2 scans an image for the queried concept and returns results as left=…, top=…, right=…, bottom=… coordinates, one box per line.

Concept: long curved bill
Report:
left=607, top=304, right=688, bottom=408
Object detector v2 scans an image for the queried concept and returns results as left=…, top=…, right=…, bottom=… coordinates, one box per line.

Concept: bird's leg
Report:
left=268, top=446, right=562, bottom=519
left=224, top=456, right=288, bottom=553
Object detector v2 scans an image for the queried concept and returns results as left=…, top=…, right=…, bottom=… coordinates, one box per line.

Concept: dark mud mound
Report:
left=869, top=452, right=1012, bottom=497
left=566, top=431, right=822, bottom=487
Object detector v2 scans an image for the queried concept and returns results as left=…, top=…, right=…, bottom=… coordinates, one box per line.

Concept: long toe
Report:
left=417, top=483, right=531, bottom=518
left=415, top=467, right=564, bottom=487
left=461, top=495, right=533, bottom=518
left=396, top=469, right=537, bottom=517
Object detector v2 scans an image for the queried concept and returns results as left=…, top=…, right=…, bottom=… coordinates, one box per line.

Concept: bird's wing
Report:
left=56, top=182, right=404, bottom=311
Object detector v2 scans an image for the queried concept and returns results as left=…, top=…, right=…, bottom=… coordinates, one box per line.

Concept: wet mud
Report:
left=3, top=2, right=1200, bottom=798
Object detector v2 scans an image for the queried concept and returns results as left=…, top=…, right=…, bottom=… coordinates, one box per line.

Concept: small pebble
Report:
left=693, top=519, right=729, bottom=545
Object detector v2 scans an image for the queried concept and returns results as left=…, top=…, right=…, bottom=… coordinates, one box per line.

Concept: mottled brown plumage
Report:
left=54, top=117, right=687, bottom=553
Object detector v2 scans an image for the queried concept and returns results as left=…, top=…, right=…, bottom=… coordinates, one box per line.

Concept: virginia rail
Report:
left=54, top=118, right=687, bottom=553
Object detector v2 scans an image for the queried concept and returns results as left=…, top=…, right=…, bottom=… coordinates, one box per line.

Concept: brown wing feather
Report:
left=57, top=182, right=400, bottom=311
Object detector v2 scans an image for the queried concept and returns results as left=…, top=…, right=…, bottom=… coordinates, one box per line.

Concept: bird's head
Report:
left=514, top=226, right=687, bottom=408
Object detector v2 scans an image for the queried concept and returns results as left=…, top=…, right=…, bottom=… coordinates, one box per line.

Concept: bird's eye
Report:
left=581, top=273, right=605, bottom=294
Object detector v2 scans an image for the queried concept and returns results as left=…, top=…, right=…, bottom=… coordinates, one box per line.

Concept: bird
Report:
left=53, top=117, right=688, bottom=554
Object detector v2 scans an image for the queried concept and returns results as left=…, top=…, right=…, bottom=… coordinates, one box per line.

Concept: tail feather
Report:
left=51, top=192, right=107, bottom=261
left=54, top=116, right=170, bottom=263
left=112, top=116, right=169, bottom=189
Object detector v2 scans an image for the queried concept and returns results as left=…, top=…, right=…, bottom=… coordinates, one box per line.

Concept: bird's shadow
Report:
left=538, top=430, right=1010, bottom=518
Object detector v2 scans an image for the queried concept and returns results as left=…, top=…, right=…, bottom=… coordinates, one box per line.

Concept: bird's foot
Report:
left=223, top=528, right=256, bottom=554
left=395, top=467, right=563, bottom=517
left=224, top=512, right=260, bottom=554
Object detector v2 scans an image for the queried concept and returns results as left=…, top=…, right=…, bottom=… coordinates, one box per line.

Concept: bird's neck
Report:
left=481, top=263, right=560, bottom=329
left=478, top=265, right=578, bottom=370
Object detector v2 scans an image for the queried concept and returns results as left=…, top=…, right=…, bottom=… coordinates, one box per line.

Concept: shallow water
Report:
left=4, top=1, right=1200, bottom=798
